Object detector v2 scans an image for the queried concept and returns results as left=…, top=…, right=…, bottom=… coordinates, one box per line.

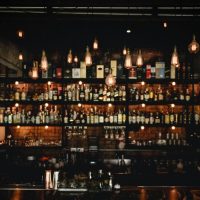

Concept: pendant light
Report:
left=105, top=69, right=116, bottom=87
left=74, top=56, right=78, bottom=63
left=188, top=35, right=200, bottom=54
left=85, top=46, right=92, bottom=66
left=124, top=48, right=132, bottom=69
left=18, top=52, right=23, bottom=61
left=171, top=46, right=180, bottom=67
left=123, top=46, right=127, bottom=55
left=93, top=38, right=98, bottom=50
left=136, top=49, right=143, bottom=67
left=41, top=50, right=48, bottom=71
left=67, top=49, right=73, bottom=63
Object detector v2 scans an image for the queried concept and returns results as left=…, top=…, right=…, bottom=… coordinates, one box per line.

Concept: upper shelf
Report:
left=0, top=77, right=199, bottom=84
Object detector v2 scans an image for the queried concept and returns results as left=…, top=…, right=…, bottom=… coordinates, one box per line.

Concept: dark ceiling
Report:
left=0, top=3, right=199, bottom=61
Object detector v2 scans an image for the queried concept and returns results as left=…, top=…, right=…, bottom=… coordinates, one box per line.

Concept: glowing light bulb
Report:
left=15, top=81, right=19, bottom=85
left=47, top=81, right=51, bottom=85
left=105, top=70, right=116, bottom=87
left=17, top=30, right=24, bottom=38
left=171, top=46, right=180, bottom=67
left=171, top=104, right=175, bottom=108
left=45, top=103, right=49, bottom=107
left=108, top=103, right=113, bottom=107
left=123, top=46, right=127, bottom=55
left=85, top=46, right=92, bottom=66
left=124, top=49, right=132, bottom=69
left=163, top=22, right=167, bottom=28
left=141, top=103, right=146, bottom=108
left=171, top=126, right=176, bottom=130
left=74, top=56, right=78, bottom=63
left=17, top=125, right=20, bottom=129
left=141, top=81, right=145, bottom=86
left=93, top=38, right=98, bottom=50
left=79, top=81, right=83, bottom=85
left=172, top=81, right=176, bottom=86
left=67, top=49, right=73, bottom=63
left=45, top=125, right=48, bottom=129
left=18, top=52, right=23, bottom=61
left=136, top=49, right=143, bottom=67
left=15, top=103, right=19, bottom=107
left=41, top=50, right=48, bottom=71
left=78, top=103, right=82, bottom=107
left=141, top=126, right=145, bottom=130
left=188, top=34, right=200, bottom=54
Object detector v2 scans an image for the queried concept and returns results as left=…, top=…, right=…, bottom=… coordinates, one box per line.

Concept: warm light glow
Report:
left=93, top=38, right=98, bottom=50
left=47, top=81, right=51, bottom=85
left=172, top=81, right=176, bottom=86
left=163, top=22, right=167, bottom=28
left=123, top=46, right=127, bottom=55
left=171, top=126, right=176, bottom=130
left=15, top=103, right=19, bottom=107
left=108, top=103, right=113, bottom=107
left=79, top=81, right=83, bottom=85
left=141, top=81, right=145, bottom=86
left=126, top=29, right=131, bottom=33
left=45, top=126, right=48, bottom=129
left=136, top=49, right=143, bottom=67
left=17, top=125, right=20, bottom=129
left=141, top=103, right=146, bottom=108
left=18, top=52, right=23, bottom=61
left=124, top=49, right=132, bottom=69
left=17, top=30, right=24, bottom=38
left=188, top=34, right=200, bottom=54
left=67, top=49, right=73, bottom=63
left=32, top=61, right=39, bottom=79
left=85, top=46, right=92, bottom=66
left=41, top=50, right=48, bottom=71
left=171, top=46, right=180, bottom=67
left=45, top=103, right=49, bottom=107
left=78, top=103, right=82, bottom=107
left=141, top=126, right=145, bottom=130
left=74, top=56, right=78, bottom=63
left=15, top=81, right=19, bottom=85
left=105, top=71, right=116, bottom=87
left=171, top=104, right=175, bottom=108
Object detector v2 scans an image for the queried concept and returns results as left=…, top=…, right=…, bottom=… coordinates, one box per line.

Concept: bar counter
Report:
left=0, top=186, right=199, bottom=200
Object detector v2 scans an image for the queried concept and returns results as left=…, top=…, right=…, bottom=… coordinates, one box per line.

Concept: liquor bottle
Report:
left=169, top=108, right=175, bottom=124
left=195, top=107, right=200, bottom=125
left=21, top=87, right=27, bottom=101
left=118, top=109, right=122, bottom=124
left=56, top=65, right=62, bottom=78
left=146, top=65, right=151, bottom=79
left=151, top=66, right=156, bottom=79
left=164, top=109, right=170, bottom=124
left=185, top=88, right=191, bottom=101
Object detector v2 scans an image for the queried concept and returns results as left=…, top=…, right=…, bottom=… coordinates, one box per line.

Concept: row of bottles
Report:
left=0, top=105, right=62, bottom=124
left=128, top=62, right=192, bottom=80
left=65, top=126, right=87, bottom=139
left=129, top=86, right=191, bottom=102
left=130, top=131, right=188, bottom=146
left=64, top=84, right=126, bottom=102
left=88, top=169, right=113, bottom=191
left=64, top=106, right=126, bottom=124
left=2, top=83, right=62, bottom=101
left=128, top=108, right=192, bottom=125
left=21, top=53, right=192, bottom=80
left=104, top=126, right=125, bottom=140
